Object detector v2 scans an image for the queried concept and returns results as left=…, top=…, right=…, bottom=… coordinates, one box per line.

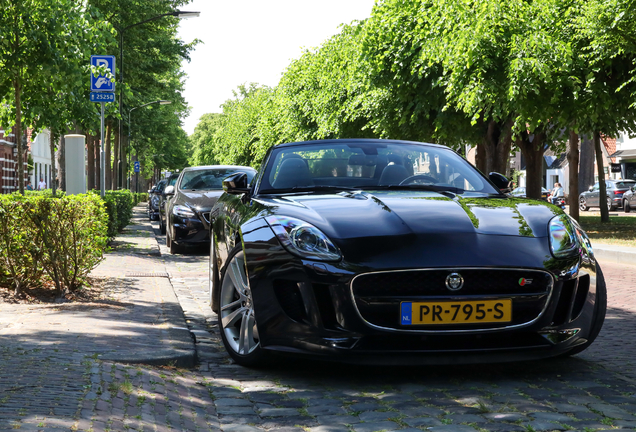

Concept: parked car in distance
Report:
left=148, top=179, right=167, bottom=221
left=622, top=185, right=636, bottom=212
left=164, top=165, right=257, bottom=254
left=510, top=186, right=549, bottom=201
left=579, top=179, right=636, bottom=211
left=208, top=138, right=605, bottom=367
left=159, top=172, right=181, bottom=235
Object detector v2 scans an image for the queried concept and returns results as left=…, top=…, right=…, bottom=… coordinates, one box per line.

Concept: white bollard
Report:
left=64, top=134, right=86, bottom=195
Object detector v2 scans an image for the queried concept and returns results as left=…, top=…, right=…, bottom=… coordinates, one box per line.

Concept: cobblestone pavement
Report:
left=1, top=211, right=636, bottom=432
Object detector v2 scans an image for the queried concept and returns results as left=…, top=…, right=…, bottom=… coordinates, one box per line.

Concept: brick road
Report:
left=1, top=211, right=635, bottom=432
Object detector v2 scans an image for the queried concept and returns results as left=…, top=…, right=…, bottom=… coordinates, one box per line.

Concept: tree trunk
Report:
left=95, top=135, right=101, bottom=191
left=567, top=130, right=580, bottom=222
left=517, top=130, right=546, bottom=200
left=480, top=120, right=513, bottom=176
left=14, top=77, right=24, bottom=195
left=105, top=120, right=112, bottom=190
left=49, top=128, right=57, bottom=196
left=475, top=142, right=486, bottom=174
left=594, top=132, right=609, bottom=223
left=579, top=135, right=594, bottom=194
left=120, top=133, right=128, bottom=190
left=494, top=121, right=513, bottom=175
left=87, top=133, right=95, bottom=190
left=113, top=129, right=120, bottom=190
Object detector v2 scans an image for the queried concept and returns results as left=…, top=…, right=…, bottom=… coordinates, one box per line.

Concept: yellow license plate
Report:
left=400, top=299, right=512, bottom=325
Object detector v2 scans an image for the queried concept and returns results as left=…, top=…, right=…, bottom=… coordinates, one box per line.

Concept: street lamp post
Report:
left=128, top=100, right=172, bottom=191
left=115, top=10, right=199, bottom=189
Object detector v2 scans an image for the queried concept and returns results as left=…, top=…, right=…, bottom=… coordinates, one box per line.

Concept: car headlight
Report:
left=548, top=215, right=579, bottom=258
left=265, top=215, right=341, bottom=261
left=173, top=205, right=195, bottom=218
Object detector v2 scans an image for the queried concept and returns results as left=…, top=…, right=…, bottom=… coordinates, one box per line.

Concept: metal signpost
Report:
left=90, top=55, right=116, bottom=197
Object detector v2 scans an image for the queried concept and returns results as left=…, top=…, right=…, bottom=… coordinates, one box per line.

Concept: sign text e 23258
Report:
left=90, top=92, right=115, bottom=102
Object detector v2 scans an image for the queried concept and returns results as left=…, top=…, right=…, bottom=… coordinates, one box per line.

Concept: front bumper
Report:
left=238, top=228, right=598, bottom=365
left=170, top=214, right=209, bottom=245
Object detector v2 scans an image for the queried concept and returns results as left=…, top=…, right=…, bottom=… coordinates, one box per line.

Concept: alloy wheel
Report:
left=219, top=251, right=259, bottom=355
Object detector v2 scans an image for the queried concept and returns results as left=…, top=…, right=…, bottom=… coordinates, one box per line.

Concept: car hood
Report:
left=176, top=190, right=224, bottom=212
left=256, top=191, right=559, bottom=240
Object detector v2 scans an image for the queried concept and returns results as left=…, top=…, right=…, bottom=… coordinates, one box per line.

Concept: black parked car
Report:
left=164, top=165, right=256, bottom=254
left=579, top=179, right=636, bottom=211
left=159, top=172, right=181, bottom=235
left=622, top=185, right=636, bottom=212
left=148, top=179, right=167, bottom=221
left=208, top=139, right=605, bottom=366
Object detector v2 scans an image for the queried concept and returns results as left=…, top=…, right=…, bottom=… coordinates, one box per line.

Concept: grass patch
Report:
left=579, top=215, right=636, bottom=247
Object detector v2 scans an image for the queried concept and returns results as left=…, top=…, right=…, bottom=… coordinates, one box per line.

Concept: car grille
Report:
left=351, top=268, right=553, bottom=331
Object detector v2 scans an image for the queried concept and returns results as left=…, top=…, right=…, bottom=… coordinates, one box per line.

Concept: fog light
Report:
left=539, top=329, right=580, bottom=344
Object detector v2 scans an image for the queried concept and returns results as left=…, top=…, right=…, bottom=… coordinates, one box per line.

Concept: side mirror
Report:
left=223, top=172, right=250, bottom=195
left=489, top=172, right=512, bottom=193
left=588, top=186, right=593, bottom=192
left=164, top=185, right=175, bottom=196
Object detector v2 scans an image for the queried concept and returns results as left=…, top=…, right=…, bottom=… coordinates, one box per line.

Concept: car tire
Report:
left=579, top=197, right=589, bottom=211
left=624, top=200, right=631, bottom=213
left=159, top=213, right=166, bottom=234
left=209, top=234, right=219, bottom=312
left=217, top=248, right=267, bottom=367
left=563, top=265, right=607, bottom=357
left=607, top=197, right=615, bottom=211
left=167, top=228, right=182, bottom=254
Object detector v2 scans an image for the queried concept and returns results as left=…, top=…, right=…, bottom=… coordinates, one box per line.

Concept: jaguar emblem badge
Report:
left=445, top=272, right=464, bottom=291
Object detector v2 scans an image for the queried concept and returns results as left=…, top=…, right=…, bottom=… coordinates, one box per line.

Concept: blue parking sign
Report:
left=90, top=55, right=116, bottom=92
left=134, top=161, right=141, bottom=173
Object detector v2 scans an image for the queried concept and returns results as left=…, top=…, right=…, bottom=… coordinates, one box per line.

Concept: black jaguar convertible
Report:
left=208, top=139, right=606, bottom=366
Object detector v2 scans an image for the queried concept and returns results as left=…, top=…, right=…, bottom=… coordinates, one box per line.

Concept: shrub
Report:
left=0, top=194, right=46, bottom=293
left=0, top=193, right=108, bottom=295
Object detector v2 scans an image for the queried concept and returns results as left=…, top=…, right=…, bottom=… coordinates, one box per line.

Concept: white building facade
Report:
left=30, top=129, right=53, bottom=189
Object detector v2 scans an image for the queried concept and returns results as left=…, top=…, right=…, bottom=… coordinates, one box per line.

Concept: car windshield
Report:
left=257, top=141, right=499, bottom=195
left=179, top=168, right=254, bottom=191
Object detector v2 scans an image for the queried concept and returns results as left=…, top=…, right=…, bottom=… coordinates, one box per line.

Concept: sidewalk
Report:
left=0, top=205, right=196, bottom=367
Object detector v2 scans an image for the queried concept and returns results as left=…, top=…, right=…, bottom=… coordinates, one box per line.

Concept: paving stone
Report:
left=259, top=408, right=303, bottom=417
left=307, top=406, right=347, bottom=416
left=222, top=425, right=263, bottom=432
left=445, top=414, right=489, bottom=424
left=403, top=417, right=444, bottom=428
left=358, top=411, right=395, bottom=422
left=588, top=403, right=636, bottom=420
left=315, top=415, right=361, bottom=425
left=351, top=421, right=398, bottom=432
left=310, top=427, right=350, bottom=432
left=348, top=403, right=383, bottom=412
left=529, top=412, right=574, bottom=422
left=483, top=413, right=527, bottom=422
left=521, top=420, right=568, bottom=431
left=428, top=426, right=480, bottom=432
left=479, top=424, right=527, bottom=432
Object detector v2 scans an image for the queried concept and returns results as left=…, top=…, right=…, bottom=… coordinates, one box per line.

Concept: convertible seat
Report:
left=273, top=158, right=314, bottom=189
left=379, top=164, right=409, bottom=185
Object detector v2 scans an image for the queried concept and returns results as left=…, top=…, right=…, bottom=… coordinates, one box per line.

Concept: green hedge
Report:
left=0, top=193, right=108, bottom=295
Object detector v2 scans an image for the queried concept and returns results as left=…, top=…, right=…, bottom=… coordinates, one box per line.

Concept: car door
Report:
left=588, top=182, right=600, bottom=207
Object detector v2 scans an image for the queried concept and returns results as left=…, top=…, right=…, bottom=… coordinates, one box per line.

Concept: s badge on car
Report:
left=445, top=272, right=464, bottom=291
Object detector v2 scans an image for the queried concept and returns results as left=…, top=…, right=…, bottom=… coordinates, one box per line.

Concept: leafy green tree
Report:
left=189, top=113, right=223, bottom=166
left=0, top=0, right=111, bottom=194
